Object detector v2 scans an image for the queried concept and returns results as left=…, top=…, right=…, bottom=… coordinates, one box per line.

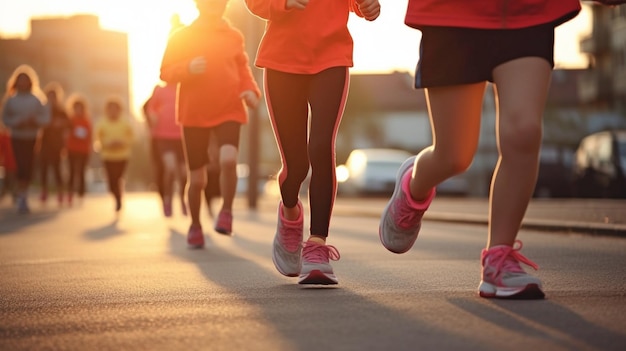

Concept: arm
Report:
left=352, top=0, right=380, bottom=21
left=244, top=0, right=294, bottom=20
left=236, top=42, right=262, bottom=109
left=37, top=100, right=51, bottom=127
left=145, top=88, right=160, bottom=127
left=1, top=100, right=15, bottom=128
left=160, top=30, right=197, bottom=84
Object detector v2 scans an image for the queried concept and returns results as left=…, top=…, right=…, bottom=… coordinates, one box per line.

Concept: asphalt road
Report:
left=0, top=193, right=625, bottom=351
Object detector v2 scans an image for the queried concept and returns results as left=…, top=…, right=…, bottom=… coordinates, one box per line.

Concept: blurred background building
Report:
left=0, top=14, right=130, bottom=121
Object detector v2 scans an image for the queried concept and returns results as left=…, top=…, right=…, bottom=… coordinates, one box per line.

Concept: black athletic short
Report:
left=415, top=23, right=555, bottom=89
left=182, top=122, right=240, bottom=171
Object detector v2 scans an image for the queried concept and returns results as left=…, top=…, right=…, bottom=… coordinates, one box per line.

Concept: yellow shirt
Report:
left=95, top=117, right=133, bottom=161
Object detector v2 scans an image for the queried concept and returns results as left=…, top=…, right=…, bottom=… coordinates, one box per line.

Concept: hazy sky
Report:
left=0, top=0, right=592, bottom=115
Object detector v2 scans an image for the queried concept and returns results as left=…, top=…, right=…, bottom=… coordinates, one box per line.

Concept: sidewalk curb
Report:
left=327, top=206, right=626, bottom=238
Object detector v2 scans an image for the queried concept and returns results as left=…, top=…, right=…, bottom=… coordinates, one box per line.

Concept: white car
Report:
left=336, top=148, right=412, bottom=196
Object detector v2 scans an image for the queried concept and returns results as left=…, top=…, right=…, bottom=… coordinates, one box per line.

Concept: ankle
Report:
left=307, top=235, right=326, bottom=245
left=282, top=203, right=301, bottom=221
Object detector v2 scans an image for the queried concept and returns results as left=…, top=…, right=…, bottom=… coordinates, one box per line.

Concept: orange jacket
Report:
left=160, top=18, right=261, bottom=128
left=245, top=0, right=365, bottom=74
left=405, top=0, right=581, bottom=30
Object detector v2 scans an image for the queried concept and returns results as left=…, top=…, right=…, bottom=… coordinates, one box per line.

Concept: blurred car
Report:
left=571, top=130, right=626, bottom=198
left=336, top=148, right=412, bottom=196
left=533, top=144, right=574, bottom=198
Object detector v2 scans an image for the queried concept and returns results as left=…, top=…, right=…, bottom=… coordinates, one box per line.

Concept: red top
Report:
left=245, top=0, right=365, bottom=74
left=0, top=132, right=16, bottom=171
left=66, top=115, right=92, bottom=155
left=160, top=18, right=261, bottom=128
left=405, top=0, right=581, bottom=30
left=146, top=84, right=181, bottom=139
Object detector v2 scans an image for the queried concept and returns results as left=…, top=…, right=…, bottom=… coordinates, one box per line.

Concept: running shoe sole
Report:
left=378, top=156, right=418, bottom=254
left=298, top=270, right=338, bottom=285
left=478, top=282, right=545, bottom=299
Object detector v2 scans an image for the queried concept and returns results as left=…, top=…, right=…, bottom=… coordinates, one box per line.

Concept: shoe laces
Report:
left=302, top=242, right=340, bottom=264
left=483, top=240, right=539, bottom=281
left=394, top=194, right=424, bottom=229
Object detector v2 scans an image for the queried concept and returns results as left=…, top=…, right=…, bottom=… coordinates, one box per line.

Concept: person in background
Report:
left=0, top=121, right=17, bottom=203
left=160, top=0, right=261, bottom=247
left=39, top=82, right=71, bottom=205
left=143, top=94, right=166, bottom=211
left=244, top=0, right=381, bottom=284
left=1, top=64, right=50, bottom=214
left=65, top=93, right=92, bottom=206
left=146, top=81, right=188, bottom=217
left=94, top=97, right=133, bottom=213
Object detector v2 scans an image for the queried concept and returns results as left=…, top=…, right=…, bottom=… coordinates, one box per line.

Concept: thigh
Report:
left=308, top=67, right=349, bottom=150
left=11, top=138, right=36, bottom=180
left=182, top=127, right=211, bottom=171
left=212, top=122, right=241, bottom=149
left=426, top=83, right=486, bottom=157
left=492, top=57, right=552, bottom=146
left=264, top=69, right=311, bottom=158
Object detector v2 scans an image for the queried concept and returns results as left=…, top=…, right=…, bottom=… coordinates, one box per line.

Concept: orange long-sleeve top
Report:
left=160, top=18, right=261, bottom=128
left=245, top=0, right=365, bottom=74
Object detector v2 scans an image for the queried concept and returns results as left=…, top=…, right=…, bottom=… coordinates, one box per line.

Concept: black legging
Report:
left=67, top=152, right=89, bottom=196
left=40, top=152, right=64, bottom=193
left=265, top=66, right=349, bottom=237
left=103, top=160, right=127, bottom=206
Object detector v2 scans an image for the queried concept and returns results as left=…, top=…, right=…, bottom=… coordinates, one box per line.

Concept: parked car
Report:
left=336, top=148, right=412, bottom=196
left=571, top=130, right=626, bottom=198
left=533, top=144, right=574, bottom=198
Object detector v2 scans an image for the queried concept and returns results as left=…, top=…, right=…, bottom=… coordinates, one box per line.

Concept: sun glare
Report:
left=1, top=0, right=593, bottom=116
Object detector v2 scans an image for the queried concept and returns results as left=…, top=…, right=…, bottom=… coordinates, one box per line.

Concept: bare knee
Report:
left=188, top=168, right=207, bottom=190
left=499, top=118, right=542, bottom=157
left=431, top=148, right=473, bottom=177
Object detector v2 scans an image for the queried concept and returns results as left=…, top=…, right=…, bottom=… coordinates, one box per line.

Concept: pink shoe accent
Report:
left=278, top=202, right=304, bottom=252
left=401, top=171, right=435, bottom=211
left=215, top=210, right=233, bottom=235
left=187, top=225, right=204, bottom=248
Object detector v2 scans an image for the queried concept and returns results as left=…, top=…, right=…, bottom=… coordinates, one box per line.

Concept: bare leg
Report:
left=218, top=145, right=238, bottom=211
left=410, top=83, right=486, bottom=200
left=489, top=57, right=552, bottom=248
left=188, top=166, right=207, bottom=228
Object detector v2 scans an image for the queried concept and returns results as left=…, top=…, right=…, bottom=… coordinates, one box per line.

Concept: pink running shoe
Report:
left=272, top=201, right=304, bottom=277
left=214, top=209, right=233, bottom=235
left=478, top=240, right=545, bottom=299
left=163, top=201, right=173, bottom=217
left=379, top=156, right=435, bottom=254
left=187, top=225, right=205, bottom=249
left=299, top=241, right=341, bottom=285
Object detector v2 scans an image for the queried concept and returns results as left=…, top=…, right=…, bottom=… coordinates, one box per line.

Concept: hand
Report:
left=286, top=0, right=309, bottom=10
left=357, top=0, right=380, bottom=21
left=189, top=56, right=207, bottom=74
left=240, top=90, right=259, bottom=109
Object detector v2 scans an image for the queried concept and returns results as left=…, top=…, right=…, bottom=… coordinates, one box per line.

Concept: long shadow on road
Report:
left=448, top=297, right=626, bottom=351
left=0, top=207, right=59, bottom=235
left=167, top=220, right=481, bottom=351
